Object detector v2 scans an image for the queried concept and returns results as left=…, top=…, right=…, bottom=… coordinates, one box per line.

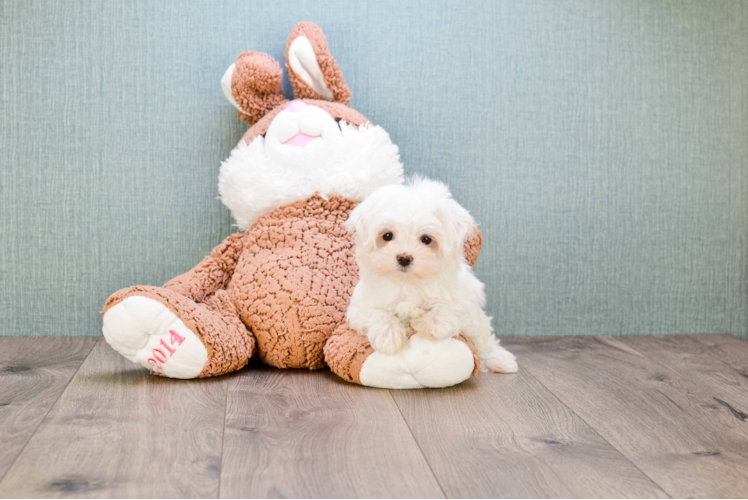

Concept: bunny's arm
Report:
left=163, top=231, right=247, bottom=303
left=464, top=227, right=482, bottom=268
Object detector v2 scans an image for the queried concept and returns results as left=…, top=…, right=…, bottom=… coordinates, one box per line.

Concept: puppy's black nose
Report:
left=397, top=254, right=413, bottom=267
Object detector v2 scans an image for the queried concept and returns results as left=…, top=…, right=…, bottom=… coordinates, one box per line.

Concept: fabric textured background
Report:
left=1, top=1, right=746, bottom=339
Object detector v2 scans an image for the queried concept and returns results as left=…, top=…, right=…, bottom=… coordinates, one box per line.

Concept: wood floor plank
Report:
left=620, top=335, right=748, bottom=433
left=504, top=336, right=748, bottom=498
left=692, top=334, right=748, bottom=375
left=390, top=368, right=668, bottom=498
left=219, top=364, right=444, bottom=499
left=0, top=339, right=228, bottom=499
left=0, top=337, right=97, bottom=482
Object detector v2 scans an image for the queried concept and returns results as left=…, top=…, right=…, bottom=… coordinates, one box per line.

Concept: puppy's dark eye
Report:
left=420, top=235, right=432, bottom=245
left=383, top=232, right=394, bottom=242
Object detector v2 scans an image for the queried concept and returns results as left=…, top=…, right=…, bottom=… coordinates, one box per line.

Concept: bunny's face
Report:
left=263, top=100, right=344, bottom=168
left=217, top=23, right=404, bottom=230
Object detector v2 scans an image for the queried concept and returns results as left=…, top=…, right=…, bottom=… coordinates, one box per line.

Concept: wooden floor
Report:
left=1, top=335, right=748, bottom=498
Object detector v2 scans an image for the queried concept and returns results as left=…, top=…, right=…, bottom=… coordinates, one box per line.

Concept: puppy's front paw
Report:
left=411, top=313, right=461, bottom=341
left=367, top=324, right=408, bottom=355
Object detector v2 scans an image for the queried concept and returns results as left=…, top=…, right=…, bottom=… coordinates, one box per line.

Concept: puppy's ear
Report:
left=345, top=204, right=370, bottom=247
left=439, top=199, right=476, bottom=257
left=285, top=22, right=351, bottom=104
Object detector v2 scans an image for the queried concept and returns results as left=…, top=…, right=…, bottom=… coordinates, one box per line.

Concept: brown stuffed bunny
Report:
left=101, top=22, right=482, bottom=388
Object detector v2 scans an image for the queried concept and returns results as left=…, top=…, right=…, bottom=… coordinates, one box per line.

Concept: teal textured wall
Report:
left=1, top=1, right=746, bottom=338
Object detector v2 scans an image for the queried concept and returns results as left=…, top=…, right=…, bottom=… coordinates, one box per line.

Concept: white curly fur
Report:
left=218, top=121, right=404, bottom=230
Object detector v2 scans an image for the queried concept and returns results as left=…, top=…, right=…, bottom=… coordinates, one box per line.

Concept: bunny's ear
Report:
left=221, top=52, right=286, bottom=126
left=285, top=22, right=351, bottom=105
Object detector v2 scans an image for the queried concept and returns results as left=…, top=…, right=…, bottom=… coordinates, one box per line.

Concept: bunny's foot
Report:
left=102, top=286, right=254, bottom=378
left=324, top=324, right=478, bottom=389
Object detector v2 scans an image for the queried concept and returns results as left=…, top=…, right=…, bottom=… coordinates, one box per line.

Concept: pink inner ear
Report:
left=283, top=133, right=319, bottom=147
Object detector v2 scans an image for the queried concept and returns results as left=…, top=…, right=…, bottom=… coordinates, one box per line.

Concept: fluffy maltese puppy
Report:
left=345, top=177, right=518, bottom=373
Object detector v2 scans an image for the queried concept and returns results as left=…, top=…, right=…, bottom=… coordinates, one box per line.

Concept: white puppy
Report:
left=345, top=177, right=518, bottom=373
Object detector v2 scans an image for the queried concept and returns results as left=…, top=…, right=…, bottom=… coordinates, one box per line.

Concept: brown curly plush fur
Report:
left=229, top=195, right=358, bottom=369
left=232, top=52, right=287, bottom=127
left=323, top=323, right=375, bottom=384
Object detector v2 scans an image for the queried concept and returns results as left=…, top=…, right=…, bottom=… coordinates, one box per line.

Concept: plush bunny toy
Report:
left=101, top=22, right=482, bottom=388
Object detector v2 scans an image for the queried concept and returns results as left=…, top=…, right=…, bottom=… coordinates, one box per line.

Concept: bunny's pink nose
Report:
left=286, top=100, right=308, bottom=113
